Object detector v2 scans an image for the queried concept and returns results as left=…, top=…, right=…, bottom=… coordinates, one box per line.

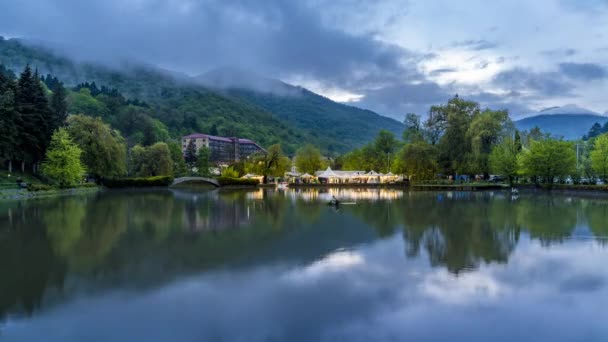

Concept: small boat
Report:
left=277, top=182, right=289, bottom=190
left=511, top=187, right=519, bottom=195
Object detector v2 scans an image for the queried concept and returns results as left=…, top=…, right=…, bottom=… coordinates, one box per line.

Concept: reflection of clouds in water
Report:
left=283, top=249, right=365, bottom=282
left=419, top=270, right=507, bottom=304
left=4, top=237, right=608, bottom=341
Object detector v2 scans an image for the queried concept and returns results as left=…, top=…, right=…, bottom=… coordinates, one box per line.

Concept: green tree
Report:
left=49, top=81, right=68, bottom=128
left=467, top=109, right=510, bottom=176
left=144, top=142, right=173, bottom=176
left=0, top=69, right=19, bottom=172
left=196, top=146, right=211, bottom=176
left=129, top=145, right=147, bottom=176
left=489, top=136, right=520, bottom=186
left=295, top=144, right=323, bottom=174
left=518, top=139, right=576, bottom=187
left=395, top=141, right=438, bottom=182
left=374, top=130, right=399, bottom=172
left=67, top=88, right=109, bottom=119
left=16, top=66, right=53, bottom=171
left=246, top=144, right=289, bottom=180
left=167, top=141, right=187, bottom=177
left=66, top=115, right=127, bottom=179
left=590, top=133, right=608, bottom=180
left=403, top=113, right=424, bottom=143
left=41, top=128, right=86, bottom=187
left=433, top=96, right=480, bottom=176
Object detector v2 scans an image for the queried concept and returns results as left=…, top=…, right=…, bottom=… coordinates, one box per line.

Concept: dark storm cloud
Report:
left=559, top=62, right=607, bottom=81
left=0, top=0, right=421, bottom=89
left=493, top=68, right=574, bottom=97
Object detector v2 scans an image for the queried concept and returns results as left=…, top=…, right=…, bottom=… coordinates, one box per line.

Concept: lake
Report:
left=1, top=188, right=608, bottom=341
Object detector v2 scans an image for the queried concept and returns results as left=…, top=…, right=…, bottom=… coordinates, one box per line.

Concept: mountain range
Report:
left=515, top=105, right=608, bottom=140
left=0, top=37, right=403, bottom=154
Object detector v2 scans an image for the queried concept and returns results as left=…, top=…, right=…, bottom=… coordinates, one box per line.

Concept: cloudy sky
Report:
left=1, top=0, right=608, bottom=120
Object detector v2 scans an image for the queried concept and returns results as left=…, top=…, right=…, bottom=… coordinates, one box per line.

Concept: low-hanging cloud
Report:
left=1, top=0, right=607, bottom=119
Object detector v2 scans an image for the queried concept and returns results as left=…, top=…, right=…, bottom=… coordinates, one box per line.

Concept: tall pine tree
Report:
left=50, top=81, right=68, bottom=129
left=15, top=66, right=52, bottom=172
left=0, top=68, right=20, bottom=172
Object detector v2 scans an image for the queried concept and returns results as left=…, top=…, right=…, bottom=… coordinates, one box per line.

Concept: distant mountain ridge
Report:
left=536, top=104, right=600, bottom=116
left=196, top=68, right=404, bottom=153
left=0, top=37, right=403, bottom=154
left=515, top=113, right=608, bottom=140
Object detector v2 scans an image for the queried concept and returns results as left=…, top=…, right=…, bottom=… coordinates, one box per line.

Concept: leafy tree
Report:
left=68, top=88, right=109, bottom=118
left=196, top=146, right=211, bottom=176
left=221, top=166, right=239, bottom=178
left=489, top=136, right=520, bottom=186
left=246, top=144, right=289, bottom=180
left=129, top=145, right=147, bottom=176
left=374, top=129, right=399, bottom=172
left=395, top=141, right=438, bottom=182
left=591, top=133, right=608, bottom=180
left=167, top=141, right=187, bottom=177
left=66, top=115, right=127, bottom=179
left=144, top=142, right=173, bottom=176
left=403, top=113, right=424, bottom=143
left=41, top=128, right=85, bottom=187
left=467, top=109, right=510, bottom=176
left=434, top=96, right=480, bottom=176
left=518, top=139, right=576, bottom=187
left=295, top=144, right=323, bottom=174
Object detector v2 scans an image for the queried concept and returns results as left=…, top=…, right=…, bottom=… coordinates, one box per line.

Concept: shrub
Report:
left=103, top=176, right=174, bottom=188
left=217, top=177, right=258, bottom=187
left=27, top=183, right=53, bottom=192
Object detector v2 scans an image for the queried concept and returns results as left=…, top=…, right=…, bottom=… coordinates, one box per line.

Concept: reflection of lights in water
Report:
left=246, top=189, right=265, bottom=200
left=280, top=188, right=403, bottom=202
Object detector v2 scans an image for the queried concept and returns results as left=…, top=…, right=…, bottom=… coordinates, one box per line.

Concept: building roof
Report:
left=182, top=133, right=265, bottom=150
left=315, top=167, right=366, bottom=177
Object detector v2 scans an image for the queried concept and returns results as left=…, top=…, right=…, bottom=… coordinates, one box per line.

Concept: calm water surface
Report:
left=1, top=188, right=608, bottom=341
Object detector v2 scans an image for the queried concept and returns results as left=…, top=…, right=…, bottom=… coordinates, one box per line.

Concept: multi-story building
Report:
left=182, top=133, right=265, bottom=164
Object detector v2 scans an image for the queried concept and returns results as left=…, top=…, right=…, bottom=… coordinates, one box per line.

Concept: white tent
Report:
left=367, top=170, right=380, bottom=176
left=318, top=167, right=338, bottom=178
left=301, top=173, right=314, bottom=179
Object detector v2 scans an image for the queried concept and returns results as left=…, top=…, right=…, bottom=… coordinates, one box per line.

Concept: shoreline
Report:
left=0, top=187, right=101, bottom=201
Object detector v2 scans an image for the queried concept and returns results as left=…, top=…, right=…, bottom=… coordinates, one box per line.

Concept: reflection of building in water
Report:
left=246, top=188, right=265, bottom=200
left=182, top=194, right=256, bottom=232
left=286, top=188, right=403, bottom=202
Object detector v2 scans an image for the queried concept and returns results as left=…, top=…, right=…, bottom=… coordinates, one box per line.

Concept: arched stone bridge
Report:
left=171, top=177, right=220, bottom=187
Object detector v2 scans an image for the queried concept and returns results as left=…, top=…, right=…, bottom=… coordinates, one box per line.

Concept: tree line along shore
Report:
left=2, top=64, right=608, bottom=193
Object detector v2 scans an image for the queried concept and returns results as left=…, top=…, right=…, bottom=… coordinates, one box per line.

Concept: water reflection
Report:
left=1, top=189, right=608, bottom=341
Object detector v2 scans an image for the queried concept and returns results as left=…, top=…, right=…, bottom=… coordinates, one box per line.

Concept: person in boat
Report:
left=329, top=196, right=340, bottom=206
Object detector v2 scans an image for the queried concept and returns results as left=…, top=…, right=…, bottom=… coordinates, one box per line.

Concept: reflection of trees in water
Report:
left=399, top=193, right=519, bottom=273
left=516, top=197, right=578, bottom=245
left=0, top=201, right=67, bottom=321
left=583, top=200, right=608, bottom=242
left=350, top=192, right=584, bottom=273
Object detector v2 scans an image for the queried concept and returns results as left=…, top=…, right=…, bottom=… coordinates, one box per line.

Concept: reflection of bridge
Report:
left=171, top=177, right=220, bottom=187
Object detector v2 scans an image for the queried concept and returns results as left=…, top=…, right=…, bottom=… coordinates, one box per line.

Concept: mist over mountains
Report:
left=0, top=37, right=403, bottom=154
